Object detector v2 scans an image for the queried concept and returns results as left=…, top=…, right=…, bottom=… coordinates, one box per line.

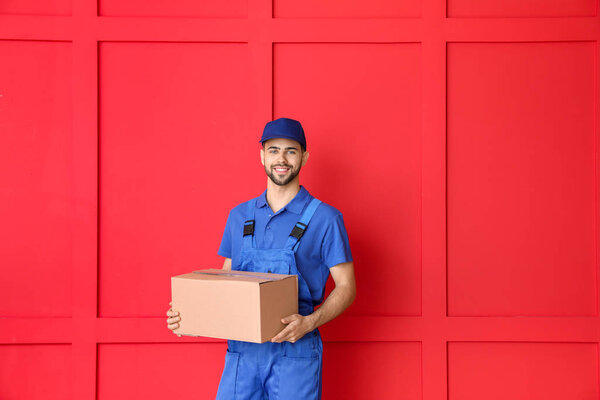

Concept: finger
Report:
left=273, top=321, right=298, bottom=341
left=287, top=332, right=308, bottom=343
left=169, top=301, right=172, bottom=306
left=270, top=331, right=284, bottom=342
left=280, top=331, right=296, bottom=343
left=271, top=325, right=294, bottom=342
left=167, top=316, right=181, bottom=324
left=281, top=314, right=301, bottom=324
left=280, top=325, right=304, bottom=343
left=271, top=334, right=283, bottom=343
left=273, top=315, right=307, bottom=342
left=167, top=323, right=179, bottom=330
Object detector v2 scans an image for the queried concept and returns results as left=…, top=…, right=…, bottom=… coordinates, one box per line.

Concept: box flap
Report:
left=173, top=268, right=293, bottom=283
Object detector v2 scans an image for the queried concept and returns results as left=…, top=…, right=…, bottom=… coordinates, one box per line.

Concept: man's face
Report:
left=260, top=138, right=309, bottom=186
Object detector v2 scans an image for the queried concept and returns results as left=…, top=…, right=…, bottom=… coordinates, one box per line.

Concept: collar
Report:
left=256, top=185, right=311, bottom=214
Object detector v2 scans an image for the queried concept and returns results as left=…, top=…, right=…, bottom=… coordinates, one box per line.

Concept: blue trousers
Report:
left=216, top=330, right=323, bottom=400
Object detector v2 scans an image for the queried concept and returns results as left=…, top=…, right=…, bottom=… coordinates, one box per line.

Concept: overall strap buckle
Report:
left=285, top=198, right=322, bottom=253
left=243, top=220, right=255, bottom=236
left=289, top=222, right=307, bottom=240
left=242, top=198, right=258, bottom=250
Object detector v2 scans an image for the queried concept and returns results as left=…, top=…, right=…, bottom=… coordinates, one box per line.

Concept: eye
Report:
left=287, top=150, right=296, bottom=155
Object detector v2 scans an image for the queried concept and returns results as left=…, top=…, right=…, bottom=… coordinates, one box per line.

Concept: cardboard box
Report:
left=171, top=268, right=298, bottom=343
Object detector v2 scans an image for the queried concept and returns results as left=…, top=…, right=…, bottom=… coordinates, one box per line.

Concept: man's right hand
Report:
left=166, top=301, right=182, bottom=337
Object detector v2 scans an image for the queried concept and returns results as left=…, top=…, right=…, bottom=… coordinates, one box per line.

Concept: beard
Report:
left=265, top=163, right=302, bottom=186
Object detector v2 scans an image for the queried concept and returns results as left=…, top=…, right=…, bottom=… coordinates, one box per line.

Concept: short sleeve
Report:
left=217, top=210, right=233, bottom=258
left=321, top=212, right=353, bottom=269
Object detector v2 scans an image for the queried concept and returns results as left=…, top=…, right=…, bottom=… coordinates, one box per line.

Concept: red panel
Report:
left=447, top=42, right=596, bottom=317
left=0, top=40, right=72, bottom=317
left=274, top=0, right=420, bottom=18
left=97, top=343, right=226, bottom=400
left=0, top=1, right=70, bottom=16
left=98, top=42, right=253, bottom=317
left=0, top=344, right=71, bottom=399
left=448, top=0, right=595, bottom=17
left=274, top=43, right=422, bottom=316
left=448, top=342, right=599, bottom=399
left=99, top=0, right=247, bottom=18
left=323, top=342, right=421, bottom=399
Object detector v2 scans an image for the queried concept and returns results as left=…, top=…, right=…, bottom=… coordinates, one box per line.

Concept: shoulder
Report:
left=307, top=198, right=352, bottom=252
left=310, top=197, right=345, bottom=224
left=225, top=196, right=258, bottom=222
left=229, top=201, right=249, bottom=216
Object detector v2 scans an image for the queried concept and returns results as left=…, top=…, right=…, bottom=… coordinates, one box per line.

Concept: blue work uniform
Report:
left=216, top=186, right=352, bottom=400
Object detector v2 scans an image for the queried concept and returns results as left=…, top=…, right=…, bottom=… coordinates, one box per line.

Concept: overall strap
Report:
left=285, top=198, right=322, bottom=253
left=242, top=198, right=257, bottom=249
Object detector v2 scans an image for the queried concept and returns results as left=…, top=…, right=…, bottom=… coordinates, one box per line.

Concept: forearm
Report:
left=307, top=283, right=355, bottom=330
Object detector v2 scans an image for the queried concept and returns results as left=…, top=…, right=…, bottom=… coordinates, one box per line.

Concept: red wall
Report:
left=0, top=0, right=599, bottom=399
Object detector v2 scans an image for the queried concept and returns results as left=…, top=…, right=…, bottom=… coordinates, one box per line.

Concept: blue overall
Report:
left=215, top=197, right=324, bottom=400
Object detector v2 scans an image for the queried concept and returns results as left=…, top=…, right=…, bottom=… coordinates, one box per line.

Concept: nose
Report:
left=275, top=153, right=287, bottom=164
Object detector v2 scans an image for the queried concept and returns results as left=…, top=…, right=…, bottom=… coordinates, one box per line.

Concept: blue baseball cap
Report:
left=259, top=117, right=307, bottom=150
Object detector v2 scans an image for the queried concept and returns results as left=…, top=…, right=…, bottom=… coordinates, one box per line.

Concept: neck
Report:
left=265, top=178, right=301, bottom=213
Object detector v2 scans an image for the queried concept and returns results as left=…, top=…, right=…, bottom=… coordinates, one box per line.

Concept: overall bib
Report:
left=215, top=197, right=324, bottom=400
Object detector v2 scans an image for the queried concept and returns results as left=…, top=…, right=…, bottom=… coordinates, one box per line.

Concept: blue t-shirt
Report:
left=218, top=186, right=353, bottom=307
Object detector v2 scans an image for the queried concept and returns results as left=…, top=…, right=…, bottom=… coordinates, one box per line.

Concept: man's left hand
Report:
left=270, top=314, right=315, bottom=343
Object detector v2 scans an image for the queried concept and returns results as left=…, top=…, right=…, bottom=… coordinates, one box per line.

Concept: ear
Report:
left=260, top=147, right=265, bottom=166
left=301, top=150, right=309, bottom=167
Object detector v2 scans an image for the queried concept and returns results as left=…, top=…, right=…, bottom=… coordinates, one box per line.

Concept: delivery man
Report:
left=166, top=117, right=356, bottom=400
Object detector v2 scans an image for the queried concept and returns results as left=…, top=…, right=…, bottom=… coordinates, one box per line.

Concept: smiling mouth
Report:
left=273, top=166, right=290, bottom=174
